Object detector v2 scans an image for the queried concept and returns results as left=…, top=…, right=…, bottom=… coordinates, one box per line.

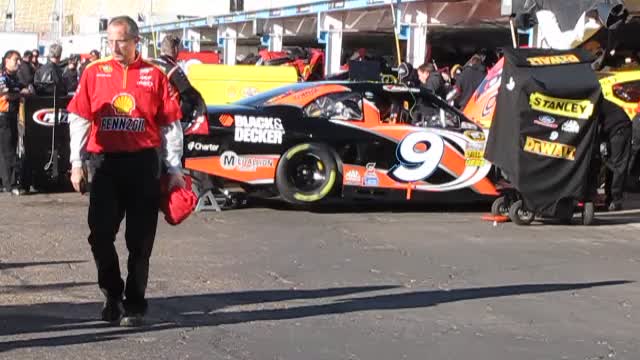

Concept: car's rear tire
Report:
left=276, top=143, right=340, bottom=204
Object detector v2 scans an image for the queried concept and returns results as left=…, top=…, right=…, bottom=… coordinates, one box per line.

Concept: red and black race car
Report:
left=183, top=82, right=501, bottom=206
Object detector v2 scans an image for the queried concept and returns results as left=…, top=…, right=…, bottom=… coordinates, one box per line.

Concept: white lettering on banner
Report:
left=233, top=115, right=285, bottom=144
left=100, top=117, right=146, bottom=132
left=32, top=109, right=70, bottom=127
left=390, top=132, right=445, bottom=182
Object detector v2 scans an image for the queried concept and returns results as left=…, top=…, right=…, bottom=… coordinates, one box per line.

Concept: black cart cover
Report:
left=485, top=48, right=601, bottom=216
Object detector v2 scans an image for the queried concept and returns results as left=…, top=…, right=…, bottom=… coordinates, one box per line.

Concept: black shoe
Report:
left=119, top=312, right=144, bottom=327
left=101, top=298, right=124, bottom=323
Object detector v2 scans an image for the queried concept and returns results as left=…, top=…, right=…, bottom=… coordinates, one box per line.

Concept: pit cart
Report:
left=485, top=47, right=602, bottom=225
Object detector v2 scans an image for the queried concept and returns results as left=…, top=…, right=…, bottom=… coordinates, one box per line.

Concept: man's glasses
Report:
left=107, top=38, right=135, bottom=47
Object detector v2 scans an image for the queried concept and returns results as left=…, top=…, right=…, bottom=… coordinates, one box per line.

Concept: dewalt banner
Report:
left=485, top=47, right=601, bottom=217
left=523, top=136, right=576, bottom=160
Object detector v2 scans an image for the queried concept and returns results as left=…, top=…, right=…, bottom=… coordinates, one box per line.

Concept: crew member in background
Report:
left=67, top=15, right=184, bottom=327
left=151, top=34, right=207, bottom=129
left=30, top=49, right=41, bottom=72
left=455, top=54, right=487, bottom=109
left=0, top=50, right=32, bottom=195
left=79, top=49, right=100, bottom=79
left=17, top=50, right=34, bottom=87
left=34, top=43, right=66, bottom=96
left=417, top=62, right=446, bottom=99
left=62, top=55, right=79, bottom=93
left=601, top=99, right=632, bottom=211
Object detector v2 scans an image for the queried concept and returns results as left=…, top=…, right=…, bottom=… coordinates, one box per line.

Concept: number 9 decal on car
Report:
left=390, top=132, right=445, bottom=182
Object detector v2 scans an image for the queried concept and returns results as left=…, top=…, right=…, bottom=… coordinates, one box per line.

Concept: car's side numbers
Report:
left=390, top=132, right=445, bottom=182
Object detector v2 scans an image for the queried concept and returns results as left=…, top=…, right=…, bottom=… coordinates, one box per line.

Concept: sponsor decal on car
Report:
left=464, top=130, right=486, bottom=142
left=523, top=136, right=576, bottom=160
left=533, top=115, right=558, bottom=129
left=344, top=170, right=362, bottom=185
left=529, top=92, right=594, bottom=120
left=219, top=151, right=275, bottom=172
left=363, top=163, right=379, bottom=186
left=233, top=115, right=285, bottom=144
left=561, top=120, right=580, bottom=134
left=549, top=131, right=559, bottom=141
left=526, top=54, right=580, bottom=66
left=219, top=114, right=234, bottom=127
left=382, top=85, right=420, bottom=93
left=464, top=148, right=486, bottom=167
left=186, top=141, right=219, bottom=152
left=32, top=108, right=70, bottom=127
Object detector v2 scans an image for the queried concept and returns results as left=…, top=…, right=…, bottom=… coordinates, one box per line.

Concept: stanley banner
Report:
left=485, top=47, right=601, bottom=217
left=19, top=95, right=73, bottom=192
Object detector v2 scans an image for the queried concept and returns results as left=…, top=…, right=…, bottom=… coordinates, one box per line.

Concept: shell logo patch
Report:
left=100, top=64, right=113, bottom=73
left=111, top=93, right=136, bottom=116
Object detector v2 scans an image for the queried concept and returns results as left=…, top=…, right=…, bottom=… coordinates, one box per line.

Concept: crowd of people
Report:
left=0, top=44, right=102, bottom=195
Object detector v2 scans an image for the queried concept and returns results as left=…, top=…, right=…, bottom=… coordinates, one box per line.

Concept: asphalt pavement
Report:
left=1, top=193, right=640, bottom=359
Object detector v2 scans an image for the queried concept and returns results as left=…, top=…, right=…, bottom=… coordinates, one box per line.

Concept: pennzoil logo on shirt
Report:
left=529, top=92, right=594, bottom=120
left=526, top=54, right=580, bottom=66
left=100, top=117, right=146, bottom=132
left=523, top=136, right=576, bottom=161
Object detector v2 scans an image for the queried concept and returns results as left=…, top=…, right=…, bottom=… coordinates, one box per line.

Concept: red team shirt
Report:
left=67, top=54, right=182, bottom=153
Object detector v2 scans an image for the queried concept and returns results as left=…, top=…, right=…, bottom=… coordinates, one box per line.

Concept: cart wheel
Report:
left=581, top=202, right=595, bottom=226
left=508, top=200, right=535, bottom=225
left=491, top=196, right=509, bottom=216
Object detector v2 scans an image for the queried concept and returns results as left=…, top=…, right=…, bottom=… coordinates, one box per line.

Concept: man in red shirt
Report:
left=67, top=15, right=185, bottom=327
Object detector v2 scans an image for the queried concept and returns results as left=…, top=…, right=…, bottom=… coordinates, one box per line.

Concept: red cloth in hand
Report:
left=160, top=174, right=197, bottom=225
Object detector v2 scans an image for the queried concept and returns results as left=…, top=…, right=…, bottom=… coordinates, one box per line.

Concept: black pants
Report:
left=88, top=148, right=160, bottom=314
left=0, top=114, right=18, bottom=189
left=605, top=126, right=632, bottom=202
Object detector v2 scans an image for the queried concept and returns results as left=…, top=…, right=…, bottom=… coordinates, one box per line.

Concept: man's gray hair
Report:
left=160, top=34, right=181, bottom=57
left=48, top=43, right=62, bottom=59
left=108, top=15, right=139, bottom=38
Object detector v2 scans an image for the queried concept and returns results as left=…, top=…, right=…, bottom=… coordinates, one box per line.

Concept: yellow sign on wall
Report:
left=187, top=64, right=298, bottom=105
